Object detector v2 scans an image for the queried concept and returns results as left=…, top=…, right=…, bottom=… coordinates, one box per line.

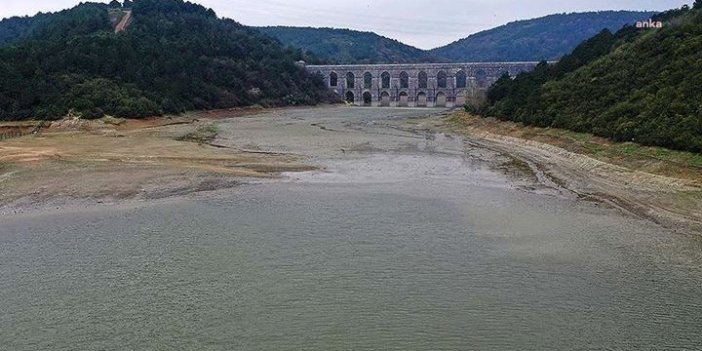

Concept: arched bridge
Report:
left=306, top=62, right=540, bottom=108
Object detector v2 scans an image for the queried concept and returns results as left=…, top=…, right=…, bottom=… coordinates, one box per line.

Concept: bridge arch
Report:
left=346, top=72, right=355, bottom=89
left=380, top=91, right=390, bottom=107
left=437, top=71, right=448, bottom=88
left=455, top=90, right=468, bottom=106
left=363, top=72, right=372, bottom=89
left=475, top=69, right=487, bottom=88
left=416, top=92, right=427, bottom=107
left=399, top=91, right=409, bottom=107
left=435, top=92, right=447, bottom=107
left=497, top=69, right=510, bottom=78
left=381, top=71, right=390, bottom=89
left=418, top=71, right=428, bottom=89
left=400, top=71, right=409, bottom=89
left=456, top=70, right=467, bottom=88
left=362, top=91, right=372, bottom=106
left=329, top=72, right=338, bottom=87
left=345, top=91, right=355, bottom=104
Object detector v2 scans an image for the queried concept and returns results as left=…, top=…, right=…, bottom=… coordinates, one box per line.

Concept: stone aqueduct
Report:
left=306, top=62, right=540, bottom=108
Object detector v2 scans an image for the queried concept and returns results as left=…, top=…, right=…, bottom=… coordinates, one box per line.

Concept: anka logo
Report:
left=636, top=19, right=663, bottom=29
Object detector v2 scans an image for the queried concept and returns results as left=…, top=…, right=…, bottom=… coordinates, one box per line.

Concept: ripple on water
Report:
left=1, top=179, right=701, bottom=350
left=1, top=107, right=701, bottom=350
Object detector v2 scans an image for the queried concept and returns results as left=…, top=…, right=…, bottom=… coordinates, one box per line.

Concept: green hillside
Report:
left=2, top=8, right=662, bottom=66
left=482, top=3, right=702, bottom=152
left=0, top=16, right=41, bottom=45
left=0, top=0, right=332, bottom=121
left=256, top=26, right=441, bottom=64
left=430, top=11, right=656, bottom=62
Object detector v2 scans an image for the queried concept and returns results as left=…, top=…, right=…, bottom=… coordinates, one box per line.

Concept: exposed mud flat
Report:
left=440, top=112, right=702, bottom=233
left=205, top=105, right=702, bottom=234
left=2, top=106, right=702, bottom=350
left=0, top=110, right=313, bottom=214
left=1, top=105, right=701, bottom=234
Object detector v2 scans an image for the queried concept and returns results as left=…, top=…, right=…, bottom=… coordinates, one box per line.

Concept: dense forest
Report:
left=0, top=0, right=334, bottom=121
left=481, top=3, right=702, bottom=152
left=255, top=11, right=655, bottom=64
left=431, top=11, right=656, bottom=62
left=0, top=15, right=41, bottom=45
left=256, top=26, right=441, bottom=64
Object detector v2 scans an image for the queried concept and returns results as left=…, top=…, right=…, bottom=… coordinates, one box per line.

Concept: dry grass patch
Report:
left=0, top=118, right=313, bottom=207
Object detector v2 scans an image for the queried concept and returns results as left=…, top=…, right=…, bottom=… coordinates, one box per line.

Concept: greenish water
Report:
left=1, top=107, right=701, bottom=350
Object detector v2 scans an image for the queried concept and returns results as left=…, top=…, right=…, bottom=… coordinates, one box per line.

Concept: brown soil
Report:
left=114, top=10, right=132, bottom=33
left=0, top=111, right=313, bottom=210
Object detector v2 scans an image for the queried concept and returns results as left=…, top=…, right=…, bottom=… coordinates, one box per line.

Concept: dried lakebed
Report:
left=1, top=107, right=701, bottom=350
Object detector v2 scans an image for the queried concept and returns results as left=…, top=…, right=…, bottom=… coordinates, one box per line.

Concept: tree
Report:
left=483, top=3, right=702, bottom=152
left=0, top=0, right=332, bottom=121
left=109, top=0, right=122, bottom=8
left=694, top=0, right=702, bottom=9
left=123, top=0, right=133, bottom=8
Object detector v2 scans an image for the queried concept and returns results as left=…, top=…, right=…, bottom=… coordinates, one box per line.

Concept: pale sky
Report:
left=0, top=0, right=691, bottom=49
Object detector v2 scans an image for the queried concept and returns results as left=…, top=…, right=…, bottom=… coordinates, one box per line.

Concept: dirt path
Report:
left=114, top=10, right=132, bottom=33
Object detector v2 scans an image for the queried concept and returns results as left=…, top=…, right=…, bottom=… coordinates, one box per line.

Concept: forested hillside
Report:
left=256, top=26, right=440, bottom=64
left=0, top=1, right=127, bottom=46
left=430, top=11, right=656, bottom=62
left=254, top=12, right=655, bottom=64
left=482, top=3, right=702, bottom=152
left=0, top=16, right=41, bottom=45
left=0, top=0, right=332, bottom=121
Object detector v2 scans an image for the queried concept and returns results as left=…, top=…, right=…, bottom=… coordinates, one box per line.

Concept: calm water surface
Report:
left=1, top=107, right=701, bottom=350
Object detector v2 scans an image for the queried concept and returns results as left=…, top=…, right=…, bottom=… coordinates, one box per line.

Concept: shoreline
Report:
left=0, top=107, right=321, bottom=214
left=2, top=106, right=701, bottom=235
left=437, top=111, right=702, bottom=234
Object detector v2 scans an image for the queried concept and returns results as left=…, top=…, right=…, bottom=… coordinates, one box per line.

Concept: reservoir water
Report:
left=1, top=107, right=701, bottom=350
